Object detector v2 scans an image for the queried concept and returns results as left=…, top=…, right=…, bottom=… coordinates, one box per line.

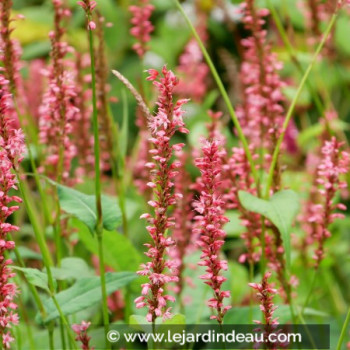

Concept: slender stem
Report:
left=173, top=0, right=260, bottom=191
left=267, top=0, right=326, bottom=117
left=302, top=269, right=318, bottom=314
left=97, top=234, right=110, bottom=348
left=88, top=27, right=110, bottom=349
left=264, top=12, right=339, bottom=198
left=336, top=307, right=350, bottom=350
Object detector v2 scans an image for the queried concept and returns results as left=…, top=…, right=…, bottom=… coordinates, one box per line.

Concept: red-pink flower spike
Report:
left=136, top=66, right=189, bottom=323
left=249, top=272, right=278, bottom=326
left=0, top=0, right=24, bottom=95
left=249, top=272, right=284, bottom=350
left=193, top=139, right=231, bottom=324
left=72, top=321, right=94, bottom=350
left=129, top=0, right=154, bottom=58
left=0, top=73, right=24, bottom=349
left=309, top=137, right=350, bottom=268
left=39, top=1, right=79, bottom=184
left=77, top=0, right=97, bottom=30
left=237, top=0, right=285, bottom=152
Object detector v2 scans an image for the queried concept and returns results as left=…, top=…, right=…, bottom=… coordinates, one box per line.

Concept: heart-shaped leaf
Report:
left=238, top=190, right=300, bottom=270
left=39, top=272, right=137, bottom=324
left=57, top=184, right=122, bottom=234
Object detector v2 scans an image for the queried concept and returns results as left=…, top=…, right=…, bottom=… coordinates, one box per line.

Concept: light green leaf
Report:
left=162, top=314, right=185, bottom=325
left=10, top=246, right=42, bottom=261
left=224, top=211, right=245, bottom=237
left=13, top=267, right=53, bottom=293
left=238, top=190, right=300, bottom=270
left=57, top=184, right=122, bottom=233
left=50, top=257, right=93, bottom=280
left=40, top=272, right=137, bottom=324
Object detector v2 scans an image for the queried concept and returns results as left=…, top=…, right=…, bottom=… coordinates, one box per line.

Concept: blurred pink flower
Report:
left=129, top=0, right=154, bottom=57
left=72, top=321, right=94, bottom=350
left=309, top=137, right=350, bottom=268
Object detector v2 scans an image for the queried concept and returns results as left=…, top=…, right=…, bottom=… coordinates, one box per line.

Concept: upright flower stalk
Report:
left=129, top=0, right=154, bottom=58
left=39, top=0, right=79, bottom=184
left=237, top=0, right=285, bottom=162
left=309, top=137, right=349, bottom=268
left=78, top=1, right=110, bottom=347
left=0, top=0, right=23, bottom=97
left=0, top=73, right=25, bottom=349
left=135, top=66, right=188, bottom=323
left=193, top=139, right=231, bottom=324
left=249, top=272, right=285, bottom=350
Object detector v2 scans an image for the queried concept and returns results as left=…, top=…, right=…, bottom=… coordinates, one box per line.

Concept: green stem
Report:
left=173, top=0, right=260, bottom=192
left=302, top=269, right=318, bottom=314
left=336, top=307, right=350, bottom=350
left=267, top=0, right=326, bottom=117
left=88, top=26, right=110, bottom=349
left=17, top=176, right=76, bottom=348
left=264, top=12, right=339, bottom=198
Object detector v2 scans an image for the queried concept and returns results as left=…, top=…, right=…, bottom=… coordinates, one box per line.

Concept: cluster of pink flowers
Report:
left=0, top=0, right=24, bottom=96
left=308, top=137, right=349, bottom=268
left=129, top=0, right=154, bottom=57
left=193, top=139, right=231, bottom=324
left=72, top=321, right=94, bottom=350
left=77, top=0, right=97, bottom=30
left=135, top=66, right=189, bottom=322
left=249, top=272, right=285, bottom=350
left=237, top=0, right=285, bottom=153
left=39, top=0, right=79, bottom=183
left=0, top=73, right=24, bottom=349
left=224, top=147, right=262, bottom=265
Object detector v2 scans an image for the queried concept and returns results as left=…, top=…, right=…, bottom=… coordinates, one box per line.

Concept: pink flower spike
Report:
left=135, top=67, right=189, bottom=322
left=193, top=139, right=231, bottom=324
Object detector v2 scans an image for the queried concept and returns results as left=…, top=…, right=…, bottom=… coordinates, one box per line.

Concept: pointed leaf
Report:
left=238, top=190, right=300, bottom=270
left=13, top=267, right=54, bottom=293
left=40, top=272, right=137, bottom=324
left=57, top=184, right=122, bottom=233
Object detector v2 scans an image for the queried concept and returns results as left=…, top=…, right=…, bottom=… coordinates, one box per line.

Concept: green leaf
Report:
left=224, top=211, right=245, bottom=237
left=57, top=184, right=122, bottom=233
left=13, top=267, right=53, bottom=293
left=75, top=219, right=143, bottom=292
left=10, top=246, right=42, bottom=261
left=50, top=257, right=93, bottom=280
left=238, top=190, right=300, bottom=270
left=40, top=272, right=137, bottom=324
left=162, top=314, right=185, bottom=325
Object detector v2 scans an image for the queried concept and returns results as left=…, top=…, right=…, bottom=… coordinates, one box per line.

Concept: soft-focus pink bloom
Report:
left=237, top=1, right=285, bottom=154
left=308, top=137, right=350, bottom=268
left=0, top=0, right=24, bottom=97
left=129, top=0, right=154, bottom=57
left=169, top=150, right=195, bottom=295
left=0, top=73, right=24, bottom=349
left=39, top=1, right=80, bottom=184
left=72, top=321, right=94, bottom=350
left=193, top=139, right=231, bottom=324
left=136, top=67, right=188, bottom=322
